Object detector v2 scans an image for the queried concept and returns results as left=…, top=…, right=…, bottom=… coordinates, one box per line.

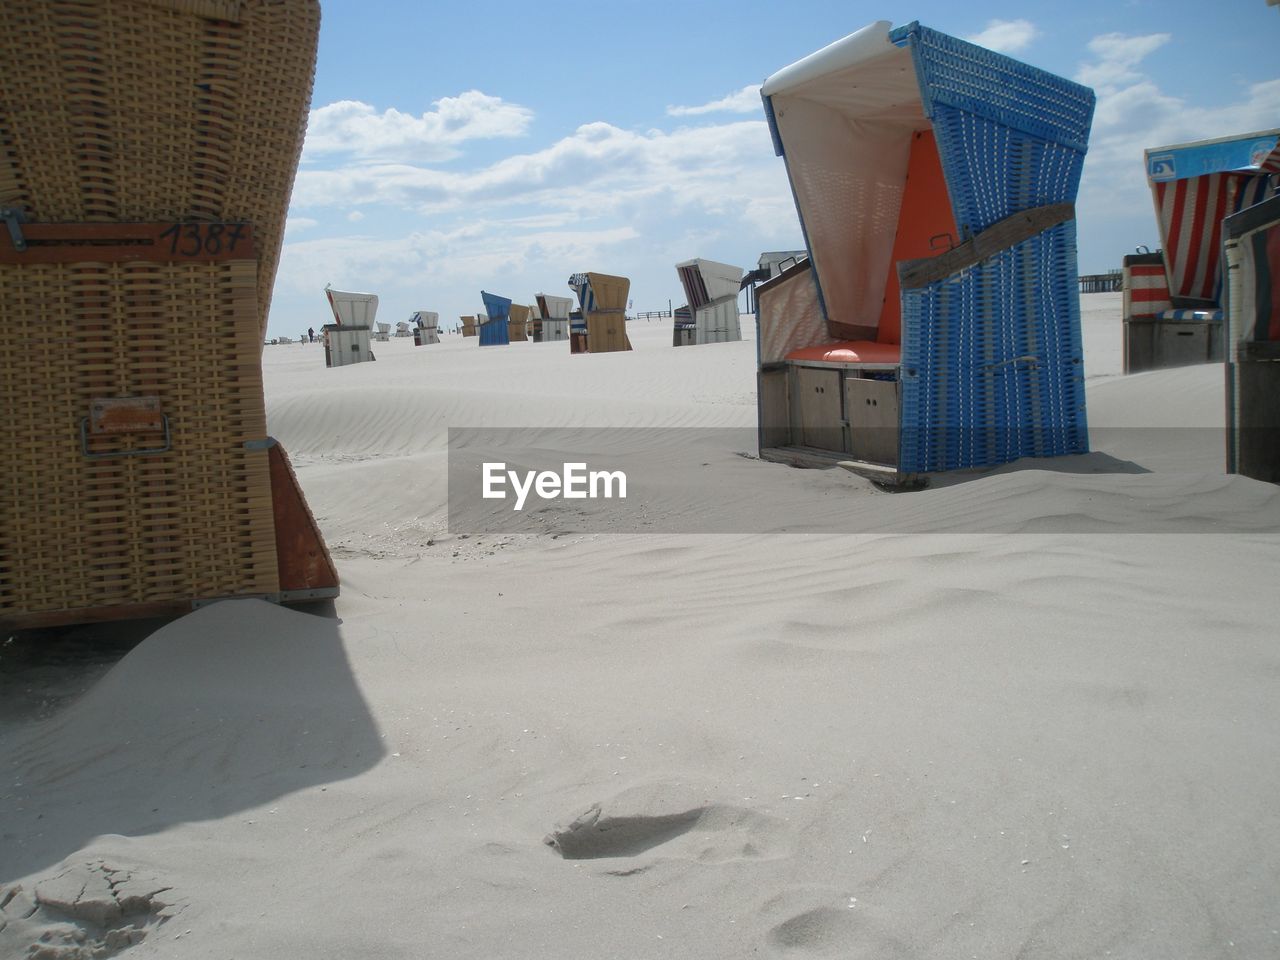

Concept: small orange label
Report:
left=89, top=397, right=164, bottom=434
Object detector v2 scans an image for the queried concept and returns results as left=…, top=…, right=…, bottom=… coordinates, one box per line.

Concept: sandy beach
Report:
left=3, top=293, right=1280, bottom=959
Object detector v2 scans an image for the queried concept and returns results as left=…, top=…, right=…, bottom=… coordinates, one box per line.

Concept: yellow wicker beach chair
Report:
left=0, top=0, right=337, bottom=630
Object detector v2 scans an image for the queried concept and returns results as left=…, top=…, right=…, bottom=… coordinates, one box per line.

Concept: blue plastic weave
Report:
left=897, top=220, right=1089, bottom=474
left=892, top=22, right=1094, bottom=235
left=479, top=291, right=512, bottom=346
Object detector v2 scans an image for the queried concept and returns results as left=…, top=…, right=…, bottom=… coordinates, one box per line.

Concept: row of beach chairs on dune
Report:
left=1, top=2, right=1276, bottom=634
left=322, top=255, right=750, bottom=362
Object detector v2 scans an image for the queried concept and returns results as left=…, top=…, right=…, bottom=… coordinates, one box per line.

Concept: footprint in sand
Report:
left=0, top=860, right=175, bottom=959
left=544, top=784, right=788, bottom=866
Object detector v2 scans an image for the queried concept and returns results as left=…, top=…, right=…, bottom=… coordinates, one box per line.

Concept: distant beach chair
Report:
left=536, top=294, right=572, bottom=343
left=1124, top=130, right=1280, bottom=373
left=1224, top=192, right=1280, bottom=483
left=568, top=272, right=633, bottom=354
left=479, top=291, right=512, bottom=346
left=0, top=0, right=337, bottom=630
left=412, top=311, right=440, bottom=345
left=674, top=258, right=744, bottom=346
left=757, top=20, right=1094, bottom=485
left=461, top=315, right=478, bottom=337
left=373, top=321, right=391, bottom=341
left=508, top=303, right=530, bottom=341
left=323, top=286, right=377, bottom=367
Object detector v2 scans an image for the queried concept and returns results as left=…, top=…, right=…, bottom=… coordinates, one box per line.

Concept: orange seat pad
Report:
left=785, top=341, right=901, bottom=364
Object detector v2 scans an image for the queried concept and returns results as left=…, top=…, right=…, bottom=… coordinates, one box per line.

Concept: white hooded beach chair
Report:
left=673, top=258, right=744, bottom=346
left=535, top=294, right=572, bottom=342
left=412, top=311, right=440, bottom=345
left=323, top=286, right=378, bottom=367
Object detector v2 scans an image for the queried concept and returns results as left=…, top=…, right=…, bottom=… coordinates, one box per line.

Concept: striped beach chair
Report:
left=673, top=258, right=743, bottom=346
left=1125, top=130, right=1280, bottom=372
left=479, top=291, right=512, bottom=346
left=757, top=20, right=1094, bottom=483
left=0, top=0, right=337, bottom=630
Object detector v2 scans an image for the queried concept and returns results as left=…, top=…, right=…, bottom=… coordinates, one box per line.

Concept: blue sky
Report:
left=269, top=0, right=1280, bottom=338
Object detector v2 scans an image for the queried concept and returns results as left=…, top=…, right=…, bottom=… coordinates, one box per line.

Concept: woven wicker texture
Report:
left=0, top=260, right=278, bottom=617
left=898, top=222, right=1088, bottom=473
left=583, top=273, right=632, bottom=353
left=893, top=23, right=1093, bottom=236
left=0, top=0, right=320, bottom=337
left=0, top=0, right=319, bottom=624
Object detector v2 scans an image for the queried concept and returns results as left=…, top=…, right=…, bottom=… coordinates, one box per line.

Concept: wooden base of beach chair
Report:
left=757, top=445, right=927, bottom=490
left=1124, top=318, right=1224, bottom=373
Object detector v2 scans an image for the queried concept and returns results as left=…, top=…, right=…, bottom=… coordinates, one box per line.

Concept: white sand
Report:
left=4, top=293, right=1280, bottom=958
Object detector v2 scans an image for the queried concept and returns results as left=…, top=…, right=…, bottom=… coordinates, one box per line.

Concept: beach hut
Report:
left=1123, top=130, right=1280, bottom=373
left=323, top=287, right=377, bottom=367
left=757, top=20, right=1094, bottom=485
left=479, top=292, right=512, bottom=346
left=1224, top=193, right=1280, bottom=483
left=508, top=303, right=530, bottom=342
left=461, top=315, right=478, bottom=337
left=412, top=311, right=440, bottom=345
left=536, top=294, right=572, bottom=342
left=673, top=258, right=744, bottom=346
left=567, top=272, right=633, bottom=354
left=0, top=0, right=338, bottom=631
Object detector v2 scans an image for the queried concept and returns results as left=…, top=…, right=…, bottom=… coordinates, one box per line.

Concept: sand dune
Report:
left=3, top=294, right=1279, bottom=959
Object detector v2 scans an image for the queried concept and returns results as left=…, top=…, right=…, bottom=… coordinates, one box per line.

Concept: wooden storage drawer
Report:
left=794, top=366, right=844, bottom=452
left=845, top=376, right=899, bottom=464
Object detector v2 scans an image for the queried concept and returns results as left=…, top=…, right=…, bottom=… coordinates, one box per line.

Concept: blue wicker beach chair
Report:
left=756, top=20, right=1094, bottom=484
left=479, top=291, right=512, bottom=346
left=1124, top=130, right=1280, bottom=372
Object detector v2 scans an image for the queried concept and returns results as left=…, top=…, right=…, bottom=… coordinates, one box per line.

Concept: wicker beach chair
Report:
left=479, top=291, right=512, bottom=346
left=673, top=258, right=743, bottom=346
left=508, top=303, right=530, bottom=342
left=567, top=272, right=632, bottom=354
left=757, top=20, right=1094, bottom=484
left=1223, top=193, right=1280, bottom=482
left=1124, top=130, right=1280, bottom=372
left=461, top=315, right=478, bottom=337
left=535, top=294, right=572, bottom=343
left=412, top=311, right=440, bottom=345
left=322, top=287, right=377, bottom=367
left=0, top=0, right=337, bottom=630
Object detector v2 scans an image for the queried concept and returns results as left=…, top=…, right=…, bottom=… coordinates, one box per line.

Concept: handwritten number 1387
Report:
left=159, top=223, right=247, bottom=257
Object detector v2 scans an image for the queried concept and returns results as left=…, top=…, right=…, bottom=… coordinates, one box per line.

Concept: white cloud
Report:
left=965, top=19, right=1039, bottom=54
left=302, top=92, right=534, bottom=162
left=346, top=211, right=365, bottom=222
left=1075, top=33, right=1170, bottom=90
left=284, top=216, right=318, bottom=232
left=667, top=85, right=763, bottom=117
left=291, top=118, right=786, bottom=225
left=1072, top=31, right=1280, bottom=264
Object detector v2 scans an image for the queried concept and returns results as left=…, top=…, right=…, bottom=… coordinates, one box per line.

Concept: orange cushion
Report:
left=785, top=340, right=901, bottom=364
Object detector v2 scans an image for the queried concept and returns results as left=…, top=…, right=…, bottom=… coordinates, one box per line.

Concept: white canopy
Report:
left=762, top=20, right=927, bottom=332
left=325, top=286, right=379, bottom=327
